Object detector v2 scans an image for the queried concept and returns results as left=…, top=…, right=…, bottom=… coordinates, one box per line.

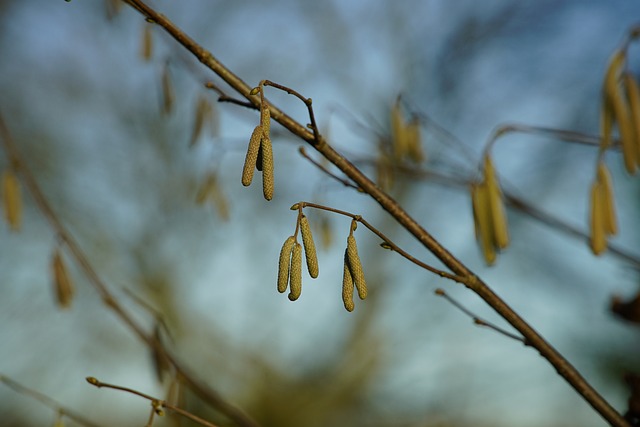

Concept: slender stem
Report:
left=298, top=147, right=359, bottom=190
left=204, top=82, right=256, bottom=109
left=434, top=289, right=526, bottom=344
left=263, top=80, right=320, bottom=143
left=298, top=201, right=466, bottom=283
left=92, top=2, right=634, bottom=425
left=87, top=377, right=220, bottom=427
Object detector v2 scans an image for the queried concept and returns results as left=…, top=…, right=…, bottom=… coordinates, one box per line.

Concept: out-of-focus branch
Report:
left=0, top=374, right=103, bottom=427
left=86, top=377, right=220, bottom=427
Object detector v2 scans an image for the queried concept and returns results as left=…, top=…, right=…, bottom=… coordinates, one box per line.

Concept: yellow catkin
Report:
left=277, top=236, right=296, bottom=293
left=346, top=234, right=367, bottom=300
left=3, top=169, right=22, bottom=231
left=623, top=73, right=640, bottom=165
left=241, top=125, right=262, bottom=187
left=53, top=418, right=65, bottom=427
left=406, top=118, right=424, bottom=163
left=589, top=180, right=607, bottom=255
left=288, top=243, right=303, bottom=301
left=600, top=50, right=625, bottom=151
left=261, top=136, right=274, bottom=201
left=483, top=155, right=509, bottom=249
left=189, top=96, right=209, bottom=147
left=161, top=65, right=174, bottom=115
left=52, top=248, right=74, bottom=309
left=611, top=82, right=637, bottom=174
left=300, top=215, right=319, bottom=278
left=600, top=100, right=614, bottom=150
left=471, top=182, right=496, bottom=265
left=341, top=249, right=355, bottom=312
left=375, top=154, right=394, bottom=191
left=211, top=185, right=230, bottom=221
left=391, top=99, right=407, bottom=160
left=602, top=50, right=636, bottom=173
left=141, top=24, right=153, bottom=61
left=195, top=173, right=214, bottom=205
left=597, top=162, right=617, bottom=236
left=603, top=50, right=626, bottom=100
left=197, top=173, right=230, bottom=221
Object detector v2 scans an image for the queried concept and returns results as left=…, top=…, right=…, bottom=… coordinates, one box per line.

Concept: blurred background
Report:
left=0, top=0, right=639, bottom=426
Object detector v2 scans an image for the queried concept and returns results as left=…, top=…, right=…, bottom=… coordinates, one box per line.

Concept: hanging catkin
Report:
left=300, top=215, right=319, bottom=278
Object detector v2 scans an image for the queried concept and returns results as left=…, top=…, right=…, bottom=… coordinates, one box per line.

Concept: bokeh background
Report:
left=0, top=0, right=639, bottom=426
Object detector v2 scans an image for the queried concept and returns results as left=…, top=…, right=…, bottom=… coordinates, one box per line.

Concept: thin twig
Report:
left=297, top=201, right=465, bottom=284
left=434, top=289, right=527, bottom=344
left=204, top=82, right=256, bottom=109
left=484, top=123, right=620, bottom=157
left=86, top=377, right=220, bottom=427
left=263, top=80, right=321, bottom=144
left=0, top=374, right=103, bottom=427
left=298, top=147, right=360, bottom=190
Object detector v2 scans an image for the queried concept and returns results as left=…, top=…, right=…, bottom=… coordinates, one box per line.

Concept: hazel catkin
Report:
left=241, top=125, right=262, bottom=187
left=483, top=155, right=509, bottom=250
left=277, top=236, right=296, bottom=293
left=346, top=234, right=367, bottom=300
left=261, top=136, right=274, bottom=201
left=300, top=215, right=319, bottom=278
left=341, top=249, right=355, bottom=312
left=288, top=243, right=303, bottom=301
left=52, top=248, right=74, bottom=309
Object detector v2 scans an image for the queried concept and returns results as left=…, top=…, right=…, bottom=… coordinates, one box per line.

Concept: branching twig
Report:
left=86, top=377, right=219, bottom=427
left=295, top=201, right=467, bottom=284
left=298, top=147, right=360, bottom=190
left=204, top=82, right=256, bottom=109
left=434, top=289, right=527, bottom=344
left=262, top=80, right=321, bottom=144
